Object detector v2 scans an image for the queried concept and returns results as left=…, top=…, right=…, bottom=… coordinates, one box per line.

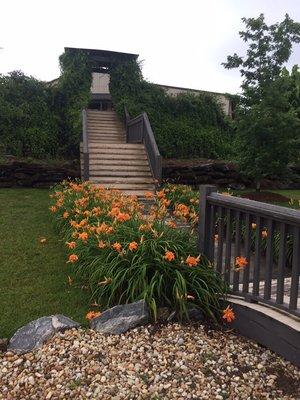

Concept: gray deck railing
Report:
left=81, top=109, right=89, bottom=180
left=198, top=185, right=300, bottom=317
left=125, top=107, right=162, bottom=183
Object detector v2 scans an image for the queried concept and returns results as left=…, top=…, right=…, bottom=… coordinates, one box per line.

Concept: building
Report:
left=63, top=47, right=233, bottom=117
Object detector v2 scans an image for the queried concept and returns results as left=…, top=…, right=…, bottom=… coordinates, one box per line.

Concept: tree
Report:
left=236, top=74, right=300, bottom=190
left=223, top=14, right=300, bottom=106
left=223, top=14, right=300, bottom=190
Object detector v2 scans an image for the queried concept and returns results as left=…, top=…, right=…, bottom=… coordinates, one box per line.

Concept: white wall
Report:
left=159, top=85, right=232, bottom=117
left=91, top=72, right=110, bottom=94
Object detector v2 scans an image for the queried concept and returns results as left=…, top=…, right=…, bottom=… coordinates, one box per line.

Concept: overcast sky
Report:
left=1, top=0, right=300, bottom=94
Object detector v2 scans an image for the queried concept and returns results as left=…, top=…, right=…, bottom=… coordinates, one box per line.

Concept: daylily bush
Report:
left=50, top=180, right=227, bottom=321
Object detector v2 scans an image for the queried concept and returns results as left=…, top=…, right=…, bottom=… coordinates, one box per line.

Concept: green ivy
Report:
left=0, top=49, right=92, bottom=159
left=109, top=60, right=235, bottom=159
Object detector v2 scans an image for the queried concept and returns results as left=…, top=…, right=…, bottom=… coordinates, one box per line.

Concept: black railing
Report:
left=81, top=108, right=89, bottom=180
left=198, top=185, right=300, bottom=317
left=125, top=107, right=162, bottom=183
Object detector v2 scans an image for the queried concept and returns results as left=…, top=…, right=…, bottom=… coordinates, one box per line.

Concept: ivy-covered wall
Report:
left=109, top=60, right=235, bottom=159
left=0, top=49, right=92, bottom=159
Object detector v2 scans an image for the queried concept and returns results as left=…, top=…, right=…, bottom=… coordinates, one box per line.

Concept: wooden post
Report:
left=198, top=185, right=217, bottom=260
left=82, top=109, right=89, bottom=181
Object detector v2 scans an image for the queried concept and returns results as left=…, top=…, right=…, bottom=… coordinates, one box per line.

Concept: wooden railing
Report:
left=81, top=109, right=89, bottom=180
left=125, top=107, right=162, bottom=183
left=198, top=185, right=300, bottom=317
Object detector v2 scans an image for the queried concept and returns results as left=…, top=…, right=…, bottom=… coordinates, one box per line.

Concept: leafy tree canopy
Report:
left=224, top=14, right=300, bottom=189
left=223, top=14, right=300, bottom=104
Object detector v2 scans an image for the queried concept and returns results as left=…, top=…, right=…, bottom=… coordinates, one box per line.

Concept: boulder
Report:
left=8, top=315, right=80, bottom=353
left=90, top=300, right=149, bottom=334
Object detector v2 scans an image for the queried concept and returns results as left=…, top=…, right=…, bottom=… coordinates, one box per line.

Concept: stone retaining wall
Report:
left=162, top=159, right=300, bottom=190
left=1, top=159, right=299, bottom=189
left=0, top=161, right=80, bottom=188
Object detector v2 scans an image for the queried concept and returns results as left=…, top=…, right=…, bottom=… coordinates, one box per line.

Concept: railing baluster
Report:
left=276, top=223, right=286, bottom=304
left=252, top=216, right=262, bottom=296
left=242, top=213, right=251, bottom=294
left=264, top=219, right=275, bottom=300
left=289, top=226, right=300, bottom=310
left=216, top=206, right=224, bottom=274
left=224, top=209, right=232, bottom=284
left=199, top=186, right=300, bottom=317
left=208, top=205, right=215, bottom=263
left=233, top=210, right=241, bottom=292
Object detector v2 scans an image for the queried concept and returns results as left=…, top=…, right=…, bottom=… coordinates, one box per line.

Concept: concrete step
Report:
left=89, top=170, right=152, bottom=177
left=87, top=116, right=120, bottom=122
left=92, top=187, right=155, bottom=198
left=89, top=164, right=150, bottom=172
left=89, top=139, right=126, bottom=144
left=88, top=145, right=145, bottom=151
left=88, top=128, right=125, bottom=133
left=89, top=154, right=148, bottom=160
left=88, top=134, right=126, bottom=143
left=87, top=122, right=123, bottom=127
left=89, top=143, right=144, bottom=149
left=90, top=176, right=154, bottom=184
left=91, top=181, right=155, bottom=190
left=88, top=159, right=149, bottom=166
left=89, top=149, right=147, bottom=156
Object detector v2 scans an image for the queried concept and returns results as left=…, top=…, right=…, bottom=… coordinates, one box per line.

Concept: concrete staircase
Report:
left=86, top=110, right=156, bottom=197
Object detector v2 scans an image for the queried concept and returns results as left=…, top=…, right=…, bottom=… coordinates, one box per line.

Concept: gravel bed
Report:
left=1, top=323, right=299, bottom=399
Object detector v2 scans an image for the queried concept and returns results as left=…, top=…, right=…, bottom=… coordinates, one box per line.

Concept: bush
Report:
left=109, top=60, right=235, bottom=159
left=0, top=71, right=59, bottom=158
left=0, top=49, right=92, bottom=159
left=50, top=181, right=227, bottom=320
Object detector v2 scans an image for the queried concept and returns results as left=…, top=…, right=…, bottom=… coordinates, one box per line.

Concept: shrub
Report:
left=50, top=181, right=227, bottom=320
left=0, top=49, right=92, bottom=159
left=109, top=60, right=235, bottom=160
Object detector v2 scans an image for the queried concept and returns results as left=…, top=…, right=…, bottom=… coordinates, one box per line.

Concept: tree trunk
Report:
left=255, top=180, right=261, bottom=192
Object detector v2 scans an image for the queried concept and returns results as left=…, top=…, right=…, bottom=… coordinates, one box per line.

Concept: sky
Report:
left=1, top=0, right=300, bottom=94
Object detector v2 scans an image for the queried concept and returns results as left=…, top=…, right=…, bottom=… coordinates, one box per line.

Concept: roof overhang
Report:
left=64, top=47, right=138, bottom=71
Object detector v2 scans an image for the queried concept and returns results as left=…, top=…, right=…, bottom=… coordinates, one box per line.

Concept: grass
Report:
left=234, top=189, right=300, bottom=209
left=0, top=188, right=90, bottom=339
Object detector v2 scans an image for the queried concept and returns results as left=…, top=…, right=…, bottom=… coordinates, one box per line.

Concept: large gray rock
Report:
left=8, top=315, right=80, bottom=353
left=90, top=300, right=149, bottom=334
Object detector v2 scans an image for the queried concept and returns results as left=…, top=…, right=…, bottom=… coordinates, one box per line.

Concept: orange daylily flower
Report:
left=235, top=256, right=248, bottom=271
left=145, top=191, right=154, bottom=199
left=222, top=306, right=235, bottom=323
left=186, top=255, right=200, bottom=267
left=251, top=223, right=257, bottom=229
left=262, top=230, right=268, bottom=238
left=128, top=241, right=138, bottom=251
left=50, top=206, right=57, bottom=213
left=63, top=211, right=69, bottom=219
left=164, top=250, right=175, bottom=262
left=66, top=241, right=76, bottom=249
left=86, top=311, right=101, bottom=320
left=112, top=242, right=122, bottom=252
left=68, top=254, right=78, bottom=263
left=78, top=232, right=88, bottom=241
left=98, top=240, right=106, bottom=249
left=156, top=189, right=165, bottom=199
left=167, top=220, right=177, bottom=229
left=116, top=212, right=131, bottom=222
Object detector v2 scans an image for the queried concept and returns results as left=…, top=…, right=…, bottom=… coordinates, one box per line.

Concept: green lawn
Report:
left=0, top=188, right=90, bottom=338
left=234, top=189, right=300, bottom=209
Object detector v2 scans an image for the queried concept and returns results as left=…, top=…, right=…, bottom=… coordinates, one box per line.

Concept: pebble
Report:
left=0, top=324, right=299, bottom=400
